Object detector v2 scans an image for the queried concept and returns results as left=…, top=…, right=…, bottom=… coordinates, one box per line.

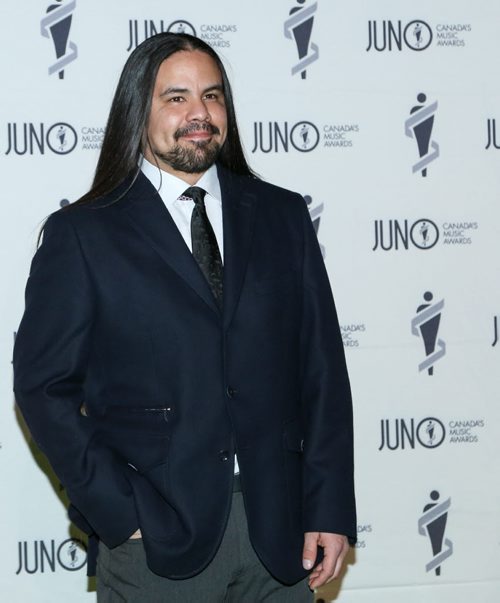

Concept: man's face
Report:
left=143, top=50, right=228, bottom=183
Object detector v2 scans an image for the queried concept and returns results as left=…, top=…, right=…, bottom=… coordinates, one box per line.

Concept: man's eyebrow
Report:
left=203, top=84, right=224, bottom=93
left=160, top=87, right=189, bottom=97
left=160, top=84, right=223, bottom=97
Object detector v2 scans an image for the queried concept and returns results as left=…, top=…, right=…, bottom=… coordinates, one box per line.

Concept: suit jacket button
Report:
left=219, top=450, right=230, bottom=462
left=226, top=386, right=236, bottom=399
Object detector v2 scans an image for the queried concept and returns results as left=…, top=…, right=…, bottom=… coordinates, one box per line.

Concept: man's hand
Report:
left=302, top=532, right=349, bottom=589
left=129, top=528, right=142, bottom=540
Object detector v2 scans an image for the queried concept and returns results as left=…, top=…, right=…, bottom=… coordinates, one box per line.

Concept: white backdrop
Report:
left=1, top=1, right=499, bottom=602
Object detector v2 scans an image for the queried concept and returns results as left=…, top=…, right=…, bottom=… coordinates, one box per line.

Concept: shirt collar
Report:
left=140, top=157, right=221, bottom=207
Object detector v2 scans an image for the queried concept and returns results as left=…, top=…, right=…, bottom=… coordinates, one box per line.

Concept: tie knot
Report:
left=183, top=186, right=206, bottom=206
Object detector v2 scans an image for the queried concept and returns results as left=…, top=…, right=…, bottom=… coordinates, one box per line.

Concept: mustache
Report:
left=174, top=122, right=220, bottom=141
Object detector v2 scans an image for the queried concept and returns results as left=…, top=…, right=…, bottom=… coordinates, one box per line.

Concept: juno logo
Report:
left=16, top=538, right=87, bottom=574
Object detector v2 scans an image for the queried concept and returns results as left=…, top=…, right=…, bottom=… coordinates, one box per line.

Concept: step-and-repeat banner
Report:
left=1, top=1, right=499, bottom=602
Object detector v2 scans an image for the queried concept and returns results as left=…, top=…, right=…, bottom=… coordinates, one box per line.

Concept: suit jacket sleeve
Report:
left=298, top=196, right=356, bottom=542
left=13, top=210, right=138, bottom=547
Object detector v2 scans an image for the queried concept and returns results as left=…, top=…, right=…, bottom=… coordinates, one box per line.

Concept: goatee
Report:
left=154, top=123, right=222, bottom=174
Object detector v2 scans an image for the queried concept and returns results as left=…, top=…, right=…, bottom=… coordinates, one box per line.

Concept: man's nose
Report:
left=186, top=98, right=210, bottom=121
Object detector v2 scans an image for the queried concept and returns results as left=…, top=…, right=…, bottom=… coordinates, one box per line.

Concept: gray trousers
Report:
left=96, top=492, right=313, bottom=602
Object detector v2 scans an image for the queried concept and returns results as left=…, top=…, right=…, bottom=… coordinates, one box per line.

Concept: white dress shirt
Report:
left=140, top=157, right=239, bottom=475
left=141, top=157, right=224, bottom=260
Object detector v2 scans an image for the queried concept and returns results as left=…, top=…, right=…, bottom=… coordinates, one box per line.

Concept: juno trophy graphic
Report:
left=40, top=0, right=78, bottom=79
left=405, top=93, right=440, bottom=176
left=411, top=291, right=446, bottom=375
left=284, top=1, right=319, bottom=79
left=418, top=490, right=453, bottom=576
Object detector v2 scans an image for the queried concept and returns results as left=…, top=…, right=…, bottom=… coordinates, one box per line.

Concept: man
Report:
left=14, top=33, right=355, bottom=602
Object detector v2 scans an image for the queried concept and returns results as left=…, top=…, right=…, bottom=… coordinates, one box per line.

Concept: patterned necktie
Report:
left=184, top=186, right=223, bottom=308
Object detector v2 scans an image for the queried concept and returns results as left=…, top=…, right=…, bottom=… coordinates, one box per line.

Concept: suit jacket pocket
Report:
left=282, top=418, right=304, bottom=528
left=94, top=406, right=171, bottom=474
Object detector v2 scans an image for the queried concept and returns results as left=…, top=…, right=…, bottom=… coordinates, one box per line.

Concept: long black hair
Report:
left=76, top=33, right=254, bottom=205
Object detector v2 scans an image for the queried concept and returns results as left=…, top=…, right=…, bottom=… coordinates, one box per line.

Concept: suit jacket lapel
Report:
left=218, top=165, right=258, bottom=330
left=120, top=172, right=220, bottom=315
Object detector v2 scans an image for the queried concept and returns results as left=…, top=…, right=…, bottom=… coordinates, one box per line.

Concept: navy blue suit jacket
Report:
left=13, top=166, right=355, bottom=584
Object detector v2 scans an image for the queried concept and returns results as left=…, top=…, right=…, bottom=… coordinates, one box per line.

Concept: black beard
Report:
left=152, top=122, right=222, bottom=174
left=155, top=138, right=221, bottom=174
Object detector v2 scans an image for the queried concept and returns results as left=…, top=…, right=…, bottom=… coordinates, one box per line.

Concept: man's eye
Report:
left=204, top=93, right=220, bottom=100
left=168, top=96, right=184, bottom=103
